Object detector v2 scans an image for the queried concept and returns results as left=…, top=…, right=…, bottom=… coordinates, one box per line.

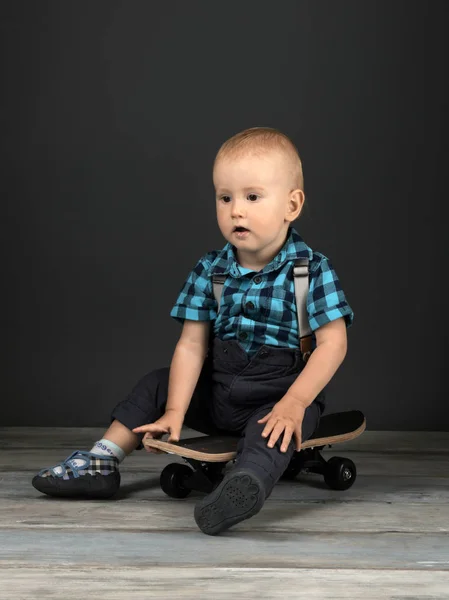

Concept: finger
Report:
left=133, top=425, right=155, bottom=433
left=295, top=428, right=303, bottom=451
left=142, top=432, right=163, bottom=452
left=261, top=417, right=277, bottom=438
left=280, top=427, right=294, bottom=453
left=167, top=428, right=181, bottom=443
left=257, top=411, right=272, bottom=424
left=133, top=424, right=168, bottom=434
left=267, top=422, right=286, bottom=448
left=143, top=432, right=161, bottom=443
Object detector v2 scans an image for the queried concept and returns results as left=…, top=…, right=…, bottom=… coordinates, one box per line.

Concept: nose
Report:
left=230, top=197, right=246, bottom=218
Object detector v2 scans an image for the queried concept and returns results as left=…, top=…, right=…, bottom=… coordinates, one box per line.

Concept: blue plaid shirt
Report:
left=170, top=226, right=354, bottom=356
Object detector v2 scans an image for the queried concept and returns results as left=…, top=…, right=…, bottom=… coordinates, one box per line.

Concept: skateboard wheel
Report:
left=160, top=463, right=193, bottom=498
left=323, top=457, right=356, bottom=490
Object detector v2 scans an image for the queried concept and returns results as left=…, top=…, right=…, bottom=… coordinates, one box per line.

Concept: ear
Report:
left=285, top=189, right=305, bottom=222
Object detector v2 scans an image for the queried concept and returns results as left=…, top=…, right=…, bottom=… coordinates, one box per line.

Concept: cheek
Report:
left=216, top=206, right=226, bottom=219
left=258, top=205, right=280, bottom=221
left=216, top=207, right=229, bottom=228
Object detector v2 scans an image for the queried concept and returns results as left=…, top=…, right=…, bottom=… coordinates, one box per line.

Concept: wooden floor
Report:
left=0, top=426, right=448, bottom=599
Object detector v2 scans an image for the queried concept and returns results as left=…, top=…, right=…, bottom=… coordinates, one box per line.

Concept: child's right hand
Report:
left=132, top=409, right=184, bottom=452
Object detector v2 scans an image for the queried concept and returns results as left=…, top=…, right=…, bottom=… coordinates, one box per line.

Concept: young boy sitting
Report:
left=32, top=127, right=354, bottom=536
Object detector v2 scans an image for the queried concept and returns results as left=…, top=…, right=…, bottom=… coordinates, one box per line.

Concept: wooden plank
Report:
left=0, top=449, right=175, bottom=472
left=1, top=498, right=447, bottom=534
left=2, top=471, right=449, bottom=503
left=0, top=530, right=448, bottom=570
left=1, top=567, right=449, bottom=599
left=2, top=427, right=449, bottom=453
left=0, top=427, right=204, bottom=449
left=1, top=449, right=448, bottom=477
left=2, top=427, right=449, bottom=599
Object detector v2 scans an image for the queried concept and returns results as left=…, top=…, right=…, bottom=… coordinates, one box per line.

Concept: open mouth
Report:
left=233, top=227, right=250, bottom=240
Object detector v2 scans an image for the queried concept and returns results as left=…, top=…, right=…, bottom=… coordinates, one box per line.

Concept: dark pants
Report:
left=111, top=337, right=325, bottom=497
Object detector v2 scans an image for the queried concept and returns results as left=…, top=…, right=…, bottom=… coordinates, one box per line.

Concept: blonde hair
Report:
left=213, top=127, right=304, bottom=191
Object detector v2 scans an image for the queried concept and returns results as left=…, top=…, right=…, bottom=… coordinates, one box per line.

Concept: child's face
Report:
left=213, top=150, right=303, bottom=266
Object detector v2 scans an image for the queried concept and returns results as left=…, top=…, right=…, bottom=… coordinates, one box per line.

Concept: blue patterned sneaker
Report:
left=32, top=451, right=120, bottom=499
left=194, top=468, right=266, bottom=535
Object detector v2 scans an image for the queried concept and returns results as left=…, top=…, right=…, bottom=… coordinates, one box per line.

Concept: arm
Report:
left=132, top=319, right=210, bottom=441
left=259, top=317, right=348, bottom=451
left=286, top=317, right=348, bottom=409
left=165, top=319, right=211, bottom=417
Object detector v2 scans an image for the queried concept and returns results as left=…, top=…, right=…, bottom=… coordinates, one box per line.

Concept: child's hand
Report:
left=132, top=409, right=184, bottom=453
left=258, top=396, right=306, bottom=452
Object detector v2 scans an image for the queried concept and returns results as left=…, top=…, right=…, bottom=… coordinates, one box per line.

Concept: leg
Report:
left=102, top=420, right=141, bottom=455
left=32, top=362, right=217, bottom=498
left=194, top=400, right=321, bottom=535
left=233, top=400, right=322, bottom=498
left=111, top=363, right=221, bottom=450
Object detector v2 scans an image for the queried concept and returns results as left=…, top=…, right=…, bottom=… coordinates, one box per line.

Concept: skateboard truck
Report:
left=160, top=459, right=229, bottom=497
left=182, top=459, right=228, bottom=494
left=281, top=445, right=357, bottom=490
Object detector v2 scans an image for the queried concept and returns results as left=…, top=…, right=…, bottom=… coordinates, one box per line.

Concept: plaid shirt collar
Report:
left=209, top=226, right=313, bottom=278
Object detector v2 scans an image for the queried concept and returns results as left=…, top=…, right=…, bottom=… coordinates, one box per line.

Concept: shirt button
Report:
left=239, top=332, right=248, bottom=340
left=246, top=301, right=255, bottom=310
left=253, top=276, right=262, bottom=284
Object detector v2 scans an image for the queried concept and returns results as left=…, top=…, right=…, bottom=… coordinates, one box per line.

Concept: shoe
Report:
left=194, top=468, right=265, bottom=535
left=32, top=451, right=120, bottom=499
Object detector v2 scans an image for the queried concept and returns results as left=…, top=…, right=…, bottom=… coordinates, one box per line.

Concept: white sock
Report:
left=50, top=439, right=126, bottom=476
left=90, top=439, right=126, bottom=463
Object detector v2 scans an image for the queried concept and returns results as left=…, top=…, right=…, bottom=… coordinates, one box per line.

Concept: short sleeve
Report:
left=170, top=253, right=218, bottom=324
left=307, top=255, right=354, bottom=331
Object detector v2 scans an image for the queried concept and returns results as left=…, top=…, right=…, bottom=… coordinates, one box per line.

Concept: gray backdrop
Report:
left=1, top=1, right=447, bottom=430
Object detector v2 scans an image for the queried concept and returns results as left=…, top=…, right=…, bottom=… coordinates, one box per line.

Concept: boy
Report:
left=32, top=127, right=354, bottom=536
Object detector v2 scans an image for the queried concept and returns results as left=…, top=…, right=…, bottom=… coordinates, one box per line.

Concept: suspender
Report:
left=212, top=259, right=313, bottom=363
left=212, top=274, right=227, bottom=310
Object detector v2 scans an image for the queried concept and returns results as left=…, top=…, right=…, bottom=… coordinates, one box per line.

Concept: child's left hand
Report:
left=258, top=395, right=307, bottom=452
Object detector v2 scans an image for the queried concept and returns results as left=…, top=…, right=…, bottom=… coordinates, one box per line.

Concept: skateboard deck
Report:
left=143, top=410, right=366, bottom=462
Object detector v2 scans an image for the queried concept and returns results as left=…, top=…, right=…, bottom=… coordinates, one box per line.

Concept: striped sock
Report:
left=90, top=439, right=126, bottom=463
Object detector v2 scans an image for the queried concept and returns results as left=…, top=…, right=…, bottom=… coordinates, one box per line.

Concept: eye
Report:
left=218, top=194, right=259, bottom=203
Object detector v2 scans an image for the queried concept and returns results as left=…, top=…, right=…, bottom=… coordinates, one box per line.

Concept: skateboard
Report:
left=143, top=410, right=366, bottom=498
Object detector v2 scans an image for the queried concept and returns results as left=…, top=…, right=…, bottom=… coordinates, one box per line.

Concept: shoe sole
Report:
left=32, top=471, right=120, bottom=499
left=194, top=469, right=265, bottom=535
